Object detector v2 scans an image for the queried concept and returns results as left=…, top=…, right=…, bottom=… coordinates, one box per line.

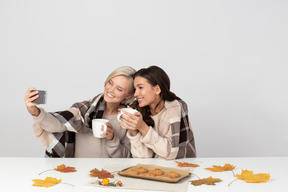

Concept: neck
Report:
left=150, top=99, right=165, bottom=116
left=104, top=103, right=120, bottom=115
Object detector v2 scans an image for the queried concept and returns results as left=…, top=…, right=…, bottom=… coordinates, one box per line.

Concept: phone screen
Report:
left=32, top=90, right=47, bottom=104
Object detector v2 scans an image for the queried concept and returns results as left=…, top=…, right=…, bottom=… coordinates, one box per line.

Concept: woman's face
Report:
left=104, top=75, right=132, bottom=104
left=134, top=76, right=161, bottom=108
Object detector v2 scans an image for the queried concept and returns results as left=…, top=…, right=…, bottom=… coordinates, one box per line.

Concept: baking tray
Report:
left=118, top=163, right=191, bottom=183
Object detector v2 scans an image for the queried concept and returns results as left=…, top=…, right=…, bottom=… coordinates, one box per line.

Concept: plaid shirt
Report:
left=175, top=99, right=196, bottom=158
left=34, top=93, right=125, bottom=157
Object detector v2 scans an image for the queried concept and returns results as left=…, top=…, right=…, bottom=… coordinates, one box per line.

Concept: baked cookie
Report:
left=134, top=167, right=149, bottom=173
left=126, top=170, right=139, bottom=175
left=165, top=171, right=181, bottom=178
left=143, top=172, right=156, bottom=177
left=151, top=169, right=164, bottom=176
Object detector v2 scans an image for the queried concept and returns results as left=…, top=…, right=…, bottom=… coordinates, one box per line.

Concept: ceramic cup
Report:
left=117, top=108, right=138, bottom=128
left=92, top=119, right=109, bottom=138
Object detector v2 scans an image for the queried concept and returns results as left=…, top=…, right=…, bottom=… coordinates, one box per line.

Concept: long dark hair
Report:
left=131, top=66, right=180, bottom=127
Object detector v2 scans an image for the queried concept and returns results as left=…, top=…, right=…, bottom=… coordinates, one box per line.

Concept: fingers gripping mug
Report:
left=92, top=119, right=109, bottom=138
left=117, top=108, right=138, bottom=128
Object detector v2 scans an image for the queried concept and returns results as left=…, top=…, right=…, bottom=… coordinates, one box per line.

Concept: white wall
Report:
left=0, top=0, right=287, bottom=157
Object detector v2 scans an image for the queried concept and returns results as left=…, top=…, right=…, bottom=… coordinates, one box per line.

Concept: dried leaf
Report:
left=205, top=163, right=236, bottom=172
left=54, top=164, right=76, bottom=173
left=191, top=176, right=222, bottom=186
left=175, top=161, right=199, bottom=168
left=236, top=169, right=270, bottom=183
left=32, top=177, right=61, bottom=188
left=90, top=168, right=114, bottom=179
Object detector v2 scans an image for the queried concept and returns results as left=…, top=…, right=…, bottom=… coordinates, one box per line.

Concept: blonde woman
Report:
left=24, top=66, right=136, bottom=158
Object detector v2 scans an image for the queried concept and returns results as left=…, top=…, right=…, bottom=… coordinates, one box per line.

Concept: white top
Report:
left=127, top=100, right=181, bottom=159
left=75, top=114, right=128, bottom=157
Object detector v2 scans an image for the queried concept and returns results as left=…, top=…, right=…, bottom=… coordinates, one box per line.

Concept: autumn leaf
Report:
left=90, top=168, right=114, bottom=179
left=54, top=164, right=76, bottom=173
left=205, top=163, right=236, bottom=172
left=175, top=161, right=199, bottom=168
left=32, top=177, right=61, bottom=188
left=39, top=164, right=76, bottom=175
left=191, top=176, right=222, bottom=186
left=236, top=169, right=270, bottom=183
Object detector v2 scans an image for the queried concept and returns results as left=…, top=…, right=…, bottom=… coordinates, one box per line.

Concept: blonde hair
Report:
left=104, top=66, right=136, bottom=105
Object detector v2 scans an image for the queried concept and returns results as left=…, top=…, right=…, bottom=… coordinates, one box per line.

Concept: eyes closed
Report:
left=108, top=79, right=125, bottom=92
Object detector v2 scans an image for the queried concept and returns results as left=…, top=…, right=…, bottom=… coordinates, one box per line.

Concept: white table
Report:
left=0, top=157, right=287, bottom=192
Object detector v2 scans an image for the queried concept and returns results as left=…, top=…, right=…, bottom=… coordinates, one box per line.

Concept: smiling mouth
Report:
left=107, top=92, right=115, bottom=98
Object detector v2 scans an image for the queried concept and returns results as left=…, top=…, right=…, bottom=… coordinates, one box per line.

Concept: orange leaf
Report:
left=236, top=169, right=270, bottom=183
left=54, top=164, right=76, bottom=173
left=175, top=161, right=199, bottom=168
left=90, top=168, right=114, bottom=179
left=191, top=176, right=222, bottom=186
left=205, top=163, right=236, bottom=172
left=32, top=177, right=61, bottom=188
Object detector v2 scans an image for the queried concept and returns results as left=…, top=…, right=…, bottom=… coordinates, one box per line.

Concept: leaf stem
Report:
left=110, top=170, right=121, bottom=174
left=191, top=173, right=201, bottom=180
left=228, top=178, right=238, bottom=187
left=61, top=182, right=75, bottom=187
left=38, top=169, right=54, bottom=175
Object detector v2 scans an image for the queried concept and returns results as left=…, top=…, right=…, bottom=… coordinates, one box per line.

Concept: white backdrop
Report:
left=0, top=0, right=287, bottom=157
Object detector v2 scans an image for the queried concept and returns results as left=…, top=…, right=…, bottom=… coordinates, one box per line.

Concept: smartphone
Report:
left=32, top=90, right=47, bottom=104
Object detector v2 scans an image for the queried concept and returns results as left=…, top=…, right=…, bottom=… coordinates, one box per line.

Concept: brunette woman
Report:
left=119, top=66, right=196, bottom=159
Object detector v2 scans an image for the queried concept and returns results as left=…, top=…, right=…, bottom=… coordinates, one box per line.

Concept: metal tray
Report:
left=118, top=163, right=191, bottom=183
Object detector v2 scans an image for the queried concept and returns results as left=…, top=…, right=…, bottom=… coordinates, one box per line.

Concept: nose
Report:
left=134, top=89, right=139, bottom=97
left=106, top=83, right=115, bottom=93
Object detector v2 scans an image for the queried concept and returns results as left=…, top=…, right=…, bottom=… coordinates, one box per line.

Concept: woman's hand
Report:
left=101, top=122, right=114, bottom=140
left=120, top=110, right=150, bottom=136
left=24, top=88, right=41, bottom=117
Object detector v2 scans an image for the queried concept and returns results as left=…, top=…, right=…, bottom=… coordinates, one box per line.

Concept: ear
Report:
left=154, top=85, right=161, bottom=95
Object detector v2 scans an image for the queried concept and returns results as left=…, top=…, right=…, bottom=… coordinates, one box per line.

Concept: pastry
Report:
left=134, top=167, right=148, bottom=173
left=126, top=170, right=139, bottom=175
left=143, top=172, right=156, bottom=177
left=151, top=168, right=164, bottom=176
left=165, top=171, right=181, bottom=178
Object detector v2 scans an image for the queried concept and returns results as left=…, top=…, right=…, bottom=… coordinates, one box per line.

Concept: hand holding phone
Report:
left=31, top=90, right=47, bottom=104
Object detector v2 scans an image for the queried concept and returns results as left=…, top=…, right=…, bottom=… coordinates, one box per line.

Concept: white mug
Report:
left=92, top=119, right=109, bottom=138
left=117, top=108, right=138, bottom=128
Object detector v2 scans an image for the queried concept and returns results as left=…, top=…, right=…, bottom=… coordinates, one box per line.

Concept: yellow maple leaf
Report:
left=236, top=169, right=270, bottom=183
left=32, top=177, right=62, bottom=188
left=191, top=176, right=222, bottom=186
left=205, top=163, right=236, bottom=172
left=175, top=161, right=200, bottom=168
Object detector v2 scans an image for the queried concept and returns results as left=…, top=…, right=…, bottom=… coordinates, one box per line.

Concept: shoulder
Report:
left=165, top=99, right=187, bottom=111
left=164, top=99, right=189, bottom=120
left=176, top=99, right=188, bottom=112
left=71, top=93, right=103, bottom=112
left=91, top=93, right=104, bottom=103
left=163, top=100, right=182, bottom=122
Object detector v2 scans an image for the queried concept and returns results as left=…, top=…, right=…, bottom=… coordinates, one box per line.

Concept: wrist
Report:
left=129, top=130, right=139, bottom=136
left=30, top=107, right=40, bottom=117
left=138, top=124, right=150, bottom=136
